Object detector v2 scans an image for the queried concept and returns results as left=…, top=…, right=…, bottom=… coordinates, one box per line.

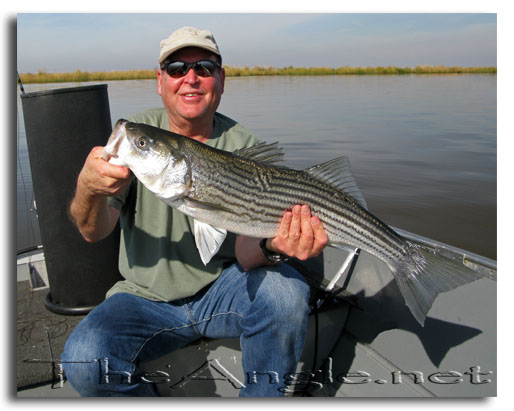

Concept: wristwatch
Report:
left=259, top=238, right=289, bottom=263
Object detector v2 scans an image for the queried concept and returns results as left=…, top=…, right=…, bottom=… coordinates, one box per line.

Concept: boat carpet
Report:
left=16, top=280, right=85, bottom=390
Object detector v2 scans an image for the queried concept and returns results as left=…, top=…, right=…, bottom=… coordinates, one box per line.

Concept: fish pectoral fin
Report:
left=186, top=197, right=230, bottom=264
left=304, top=156, right=368, bottom=210
left=194, top=220, right=227, bottom=265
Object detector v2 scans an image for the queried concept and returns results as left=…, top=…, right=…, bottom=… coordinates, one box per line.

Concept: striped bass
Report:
left=103, top=119, right=485, bottom=326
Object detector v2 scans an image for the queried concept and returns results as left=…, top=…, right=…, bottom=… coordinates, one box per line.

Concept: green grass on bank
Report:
left=19, top=69, right=157, bottom=84
left=19, top=65, right=497, bottom=84
left=225, top=65, right=497, bottom=76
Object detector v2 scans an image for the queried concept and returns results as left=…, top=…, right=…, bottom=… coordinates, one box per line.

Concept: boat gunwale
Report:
left=392, top=226, right=497, bottom=273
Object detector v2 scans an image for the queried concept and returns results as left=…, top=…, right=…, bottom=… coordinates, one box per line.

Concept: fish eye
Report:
left=137, top=136, right=147, bottom=148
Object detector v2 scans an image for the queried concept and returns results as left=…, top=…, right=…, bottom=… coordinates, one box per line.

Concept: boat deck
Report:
left=17, top=253, right=84, bottom=395
left=16, top=240, right=497, bottom=397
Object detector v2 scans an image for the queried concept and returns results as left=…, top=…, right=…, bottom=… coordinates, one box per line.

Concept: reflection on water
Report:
left=16, top=74, right=497, bottom=259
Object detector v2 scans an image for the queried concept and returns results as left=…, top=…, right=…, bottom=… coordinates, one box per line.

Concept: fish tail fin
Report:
left=390, top=242, right=487, bottom=326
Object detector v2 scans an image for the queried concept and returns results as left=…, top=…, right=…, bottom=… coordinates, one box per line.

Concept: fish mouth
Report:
left=103, top=119, right=128, bottom=161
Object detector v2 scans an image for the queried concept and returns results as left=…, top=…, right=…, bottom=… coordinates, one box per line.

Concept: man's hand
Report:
left=69, top=146, right=132, bottom=242
left=78, top=146, right=132, bottom=197
left=267, top=205, right=328, bottom=261
left=235, top=205, right=328, bottom=271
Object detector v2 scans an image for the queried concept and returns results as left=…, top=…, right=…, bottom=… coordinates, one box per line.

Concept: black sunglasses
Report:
left=161, top=60, right=221, bottom=78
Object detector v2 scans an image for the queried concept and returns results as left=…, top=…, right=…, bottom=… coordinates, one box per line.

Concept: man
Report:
left=63, top=26, right=328, bottom=397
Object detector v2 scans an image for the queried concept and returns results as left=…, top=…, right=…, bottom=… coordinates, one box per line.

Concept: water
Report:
left=16, top=74, right=497, bottom=259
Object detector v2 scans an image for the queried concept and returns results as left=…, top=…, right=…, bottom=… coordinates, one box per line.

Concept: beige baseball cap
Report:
left=159, top=26, right=221, bottom=65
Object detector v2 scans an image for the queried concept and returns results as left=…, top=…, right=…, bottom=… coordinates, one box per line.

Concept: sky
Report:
left=16, top=12, right=497, bottom=73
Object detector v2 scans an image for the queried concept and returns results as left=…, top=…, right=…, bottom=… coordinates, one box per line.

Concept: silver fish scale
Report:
left=180, top=138, right=407, bottom=264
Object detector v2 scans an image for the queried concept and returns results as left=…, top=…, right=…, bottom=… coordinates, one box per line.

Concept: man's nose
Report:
left=183, top=67, right=199, bottom=84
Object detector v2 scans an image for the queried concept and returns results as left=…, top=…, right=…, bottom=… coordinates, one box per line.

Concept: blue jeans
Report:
left=62, top=263, right=310, bottom=397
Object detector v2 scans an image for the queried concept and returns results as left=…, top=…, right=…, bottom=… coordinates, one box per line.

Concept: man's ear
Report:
left=157, top=69, right=163, bottom=96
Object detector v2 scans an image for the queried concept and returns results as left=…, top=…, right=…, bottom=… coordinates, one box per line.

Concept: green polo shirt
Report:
left=106, top=108, right=259, bottom=302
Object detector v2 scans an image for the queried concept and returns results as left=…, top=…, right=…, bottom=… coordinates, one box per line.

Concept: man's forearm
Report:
left=235, top=236, right=270, bottom=271
left=69, top=183, right=119, bottom=243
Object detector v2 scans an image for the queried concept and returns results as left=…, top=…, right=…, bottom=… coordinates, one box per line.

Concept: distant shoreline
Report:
left=18, top=65, right=497, bottom=84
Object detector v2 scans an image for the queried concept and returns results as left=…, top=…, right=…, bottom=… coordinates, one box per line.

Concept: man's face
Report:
left=157, top=47, right=225, bottom=130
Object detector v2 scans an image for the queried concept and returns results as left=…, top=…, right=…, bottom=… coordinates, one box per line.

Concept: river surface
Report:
left=16, top=74, right=497, bottom=259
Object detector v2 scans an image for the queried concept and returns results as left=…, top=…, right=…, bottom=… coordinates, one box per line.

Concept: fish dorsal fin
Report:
left=232, top=142, right=285, bottom=165
left=193, top=220, right=227, bottom=265
left=304, top=156, right=368, bottom=209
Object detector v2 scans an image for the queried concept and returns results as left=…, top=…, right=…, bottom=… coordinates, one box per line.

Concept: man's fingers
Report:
left=297, top=205, right=314, bottom=258
left=310, top=215, right=328, bottom=256
left=80, top=146, right=132, bottom=197
left=299, top=205, right=314, bottom=241
left=270, top=204, right=328, bottom=259
left=289, top=205, right=302, bottom=241
left=102, top=161, right=131, bottom=180
left=278, top=210, right=292, bottom=239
